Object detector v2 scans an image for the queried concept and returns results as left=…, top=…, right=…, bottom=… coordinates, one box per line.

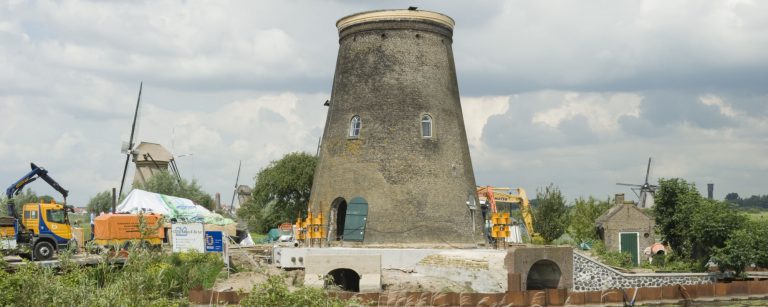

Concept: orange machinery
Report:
left=93, top=213, right=165, bottom=247
left=477, top=186, right=540, bottom=241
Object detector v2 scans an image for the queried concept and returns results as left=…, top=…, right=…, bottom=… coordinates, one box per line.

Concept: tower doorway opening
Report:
left=526, top=260, right=561, bottom=290
left=330, top=198, right=347, bottom=241
left=326, top=268, right=360, bottom=292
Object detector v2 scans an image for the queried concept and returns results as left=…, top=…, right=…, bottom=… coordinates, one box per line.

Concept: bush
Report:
left=240, top=275, right=355, bottom=307
left=0, top=250, right=223, bottom=306
left=712, top=220, right=768, bottom=275
left=590, top=241, right=634, bottom=269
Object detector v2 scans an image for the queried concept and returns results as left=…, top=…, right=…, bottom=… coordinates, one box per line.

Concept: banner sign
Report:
left=205, top=231, right=223, bottom=252
left=172, top=223, right=205, bottom=252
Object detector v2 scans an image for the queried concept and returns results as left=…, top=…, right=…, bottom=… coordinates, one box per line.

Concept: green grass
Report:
left=746, top=211, right=768, bottom=222
left=0, top=250, right=224, bottom=306
left=250, top=232, right=267, bottom=242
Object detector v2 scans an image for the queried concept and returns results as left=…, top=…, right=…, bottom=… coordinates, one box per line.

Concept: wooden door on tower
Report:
left=342, top=197, right=368, bottom=242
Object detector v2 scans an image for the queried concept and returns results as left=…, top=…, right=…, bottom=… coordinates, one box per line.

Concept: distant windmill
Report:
left=227, top=160, right=242, bottom=217
left=119, top=82, right=143, bottom=198
left=616, top=157, right=658, bottom=209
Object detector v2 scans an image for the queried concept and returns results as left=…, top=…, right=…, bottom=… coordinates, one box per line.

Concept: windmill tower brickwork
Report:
left=131, top=142, right=173, bottom=187
left=309, top=9, right=480, bottom=245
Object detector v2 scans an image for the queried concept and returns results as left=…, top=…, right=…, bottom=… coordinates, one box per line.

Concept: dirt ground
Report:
left=381, top=269, right=473, bottom=293
left=212, top=245, right=471, bottom=294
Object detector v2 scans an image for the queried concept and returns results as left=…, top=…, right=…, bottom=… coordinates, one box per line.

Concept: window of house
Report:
left=421, top=114, right=433, bottom=138
left=349, top=115, right=361, bottom=137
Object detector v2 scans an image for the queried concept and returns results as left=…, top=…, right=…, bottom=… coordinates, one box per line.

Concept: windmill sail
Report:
left=617, top=157, right=657, bottom=208
left=119, top=82, right=143, bottom=198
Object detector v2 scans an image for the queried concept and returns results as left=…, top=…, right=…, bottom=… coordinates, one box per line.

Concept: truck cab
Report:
left=21, top=201, right=73, bottom=252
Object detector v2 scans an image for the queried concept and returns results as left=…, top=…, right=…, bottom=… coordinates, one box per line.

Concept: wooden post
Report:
left=112, top=187, right=117, bottom=213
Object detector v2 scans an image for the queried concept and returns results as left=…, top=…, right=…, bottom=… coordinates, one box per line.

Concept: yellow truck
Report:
left=1, top=201, right=74, bottom=260
left=2, top=163, right=74, bottom=260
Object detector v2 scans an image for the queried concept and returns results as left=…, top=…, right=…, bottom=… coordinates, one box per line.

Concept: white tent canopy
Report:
left=115, top=189, right=232, bottom=225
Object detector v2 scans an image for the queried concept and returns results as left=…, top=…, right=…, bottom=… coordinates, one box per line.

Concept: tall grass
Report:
left=0, top=249, right=223, bottom=306
left=239, top=275, right=356, bottom=307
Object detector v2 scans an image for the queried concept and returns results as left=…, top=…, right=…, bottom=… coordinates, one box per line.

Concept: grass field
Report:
left=746, top=211, right=768, bottom=222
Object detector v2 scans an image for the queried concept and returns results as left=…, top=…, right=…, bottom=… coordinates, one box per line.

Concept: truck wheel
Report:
left=34, top=241, right=55, bottom=261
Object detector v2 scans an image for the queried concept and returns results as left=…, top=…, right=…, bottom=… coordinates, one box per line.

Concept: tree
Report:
left=724, top=192, right=740, bottom=202
left=654, top=178, right=701, bottom=257
left=237, top=152, right=317, bottom=233
left=689, top=199, right=747, bottom=260
left=133, top=171, right=214, bottom=210
left=712, top=220, right=768, bottom=275
left=655, top=178, right=747, bottom=267
left=533, top=184, right=569, bottom=244
left=87, top=190, right=114, bottom=214
left=567, top=197, right=612, bottom=244
left=1, top=189, right=45, bottom=217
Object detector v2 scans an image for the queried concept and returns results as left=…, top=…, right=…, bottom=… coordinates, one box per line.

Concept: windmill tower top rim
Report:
left=336, top=9, right=455, bottom=32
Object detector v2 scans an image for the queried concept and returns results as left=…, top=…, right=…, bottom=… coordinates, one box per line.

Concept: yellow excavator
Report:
left=476, top=186, right=541, bottom=242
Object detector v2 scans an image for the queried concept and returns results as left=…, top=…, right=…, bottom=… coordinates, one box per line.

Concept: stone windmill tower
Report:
left=310, top=9, right=479, bottom=245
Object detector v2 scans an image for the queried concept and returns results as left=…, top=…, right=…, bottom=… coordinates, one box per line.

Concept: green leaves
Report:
left=533, top=184, right=569, bottom=244
left=0, top=250, right=222, bottom=306
left=654, top=178, right=748, bottom=268
left=1, top=189, right=51, bottom=217
left=567, top=197, right=611, bottom=245
left=86, top=190, right=114, bottom=214
left=237, top=152, right=317, bottom=233
left=712, top=220, right=768, bottom=275
left=239, top=275, right=351, bottom=307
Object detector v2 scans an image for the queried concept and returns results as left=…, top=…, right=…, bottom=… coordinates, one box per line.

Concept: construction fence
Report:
left=189, top=279, right=768, bottom=306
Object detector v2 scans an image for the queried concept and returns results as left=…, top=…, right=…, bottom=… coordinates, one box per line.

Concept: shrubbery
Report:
left=0, top=250, right=223, bottom=306
left=712, top=220, right=768, bottom=275
left=239, top=275, right=355, bottom=307
left=591, top=241, right=634, bottom=268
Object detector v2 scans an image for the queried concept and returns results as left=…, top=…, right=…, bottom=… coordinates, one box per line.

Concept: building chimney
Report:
left=215, top=192, right=221, bottom=211
left=615, top=193, right=624, bottom=205
left=707, top=183, right=714, bottom=200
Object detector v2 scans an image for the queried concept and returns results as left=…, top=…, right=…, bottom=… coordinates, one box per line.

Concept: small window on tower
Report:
left=421, top=114, right=433, bottom=138
left=349, top=115, right=361, bottom=137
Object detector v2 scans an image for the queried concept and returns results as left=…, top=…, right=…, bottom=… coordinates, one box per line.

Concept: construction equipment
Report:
left=2, top=163, right=74, bottom=260
left=91, top=213, right=165, bottom=249
left=477, top=186, right=540, bottom=242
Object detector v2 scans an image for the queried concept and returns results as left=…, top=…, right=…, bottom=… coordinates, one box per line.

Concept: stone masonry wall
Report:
left=573, top=252, right=715, bottom=292
left=310, top=11, right=479, bottom=245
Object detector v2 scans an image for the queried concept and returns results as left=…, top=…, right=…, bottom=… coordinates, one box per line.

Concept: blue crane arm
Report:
left=5, top=163, right=69, bottom=201
left=4, top=163, right=70, bottom=235
left=5, top=165, right=41, bottom=199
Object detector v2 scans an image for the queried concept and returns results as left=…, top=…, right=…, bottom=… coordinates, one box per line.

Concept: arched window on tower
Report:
left=421, top=114, right=433, bottom=138
left=349, top=115, right=361, bottom=137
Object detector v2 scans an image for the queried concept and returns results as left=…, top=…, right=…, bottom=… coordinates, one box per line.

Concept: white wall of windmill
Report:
left=638, top=190, right=656, bottom=209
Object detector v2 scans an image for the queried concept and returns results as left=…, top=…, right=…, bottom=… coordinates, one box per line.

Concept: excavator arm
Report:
left=5, top=163, right=70, bottom=220
left=477, top=186, right=540, bottom=241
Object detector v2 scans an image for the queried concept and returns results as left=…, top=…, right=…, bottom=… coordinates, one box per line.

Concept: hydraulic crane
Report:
left=477, top=186, right=540, bottom=242
left=6, top=163, right=70, bottom=219
left=2, top=163, right=73, bottom=260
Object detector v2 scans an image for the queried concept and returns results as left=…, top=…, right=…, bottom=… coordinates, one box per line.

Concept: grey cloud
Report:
left=1, top=1, right=767, bottom=204
left=640, top=92, right=736, bottom=129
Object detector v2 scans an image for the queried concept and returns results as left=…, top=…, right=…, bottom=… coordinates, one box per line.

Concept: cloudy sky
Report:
left=1, top=0, right=766, bottom=206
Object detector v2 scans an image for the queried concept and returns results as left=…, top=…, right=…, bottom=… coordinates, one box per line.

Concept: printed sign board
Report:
left=172, top=223, right=205, bottom=252
left=205, top=231, right=223, bottom=252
